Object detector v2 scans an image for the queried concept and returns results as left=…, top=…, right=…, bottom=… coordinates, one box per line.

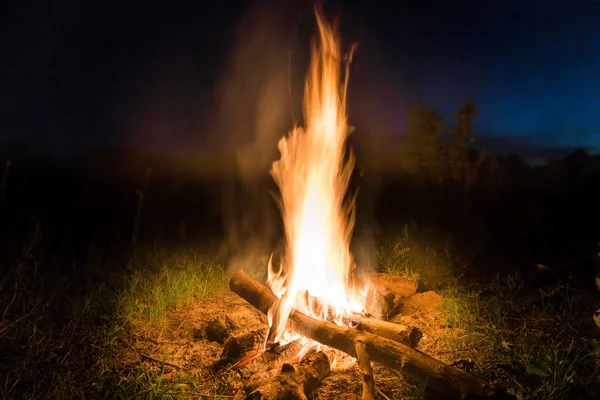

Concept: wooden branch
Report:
left=355, top=341, right=375, bottom=400
left=246, top=349, right=331, bottom=400
left=230, top=270, right=515, bottom=400
left=350, top=316, right=422, bottom=348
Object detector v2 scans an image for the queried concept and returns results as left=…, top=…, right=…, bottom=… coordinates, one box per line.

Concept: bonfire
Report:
left=224, top=7, right=514, bottom=400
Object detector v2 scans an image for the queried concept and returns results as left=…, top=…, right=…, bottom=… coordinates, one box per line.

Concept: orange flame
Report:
left=267, top=8, right=364, bottom=347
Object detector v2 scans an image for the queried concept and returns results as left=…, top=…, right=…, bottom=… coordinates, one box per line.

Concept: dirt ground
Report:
left=120, top=278, right=475, bottom=399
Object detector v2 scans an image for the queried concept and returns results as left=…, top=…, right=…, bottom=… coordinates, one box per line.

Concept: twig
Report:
left=375, top=386, right=392, bottom=400
left=175, top=318, right=189, bottom=333
left=127, top=333, right=161, bottom=345
left=138, top=353, right=182, bottom=370
left=123, top=339, right=182, bottom=370
left=173, top=344, right=189, bottom=358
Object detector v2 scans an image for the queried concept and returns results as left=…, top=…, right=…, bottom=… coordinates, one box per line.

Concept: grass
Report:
left=1, top=225, right=600, bottom=399
left=376, top=226, right=600, bottom=399
left=0, top=243, right=229, bottom=399
left=119, top=247, right=227, bottom=327
left=376, top=223, right=466, bottom=283
left=436, top=274, right=600, bottom=399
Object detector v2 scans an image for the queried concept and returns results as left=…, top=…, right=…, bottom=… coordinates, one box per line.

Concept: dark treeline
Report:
left=357, top=102, right=600, bottom=281
left=1, top=101, right=599, bottom=282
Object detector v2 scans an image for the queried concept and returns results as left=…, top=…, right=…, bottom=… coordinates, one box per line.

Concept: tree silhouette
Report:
left=447, top=100, right=485, bottom=189
left=402, top=102, right=446, bottom=181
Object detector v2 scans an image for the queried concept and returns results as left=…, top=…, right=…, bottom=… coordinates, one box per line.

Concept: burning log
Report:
left=231, top=270, right=515, bottom=400
left=246, top=349, right=331, bottom=400
left=297, top=290, right=422, bottom=347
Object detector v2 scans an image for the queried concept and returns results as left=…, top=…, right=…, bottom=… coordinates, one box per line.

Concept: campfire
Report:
left=224, top=8, right=514, bottom=400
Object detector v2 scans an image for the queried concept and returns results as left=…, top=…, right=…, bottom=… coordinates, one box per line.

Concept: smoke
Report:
left=214, top=1, right=305, bottom=276
left=214, top=1, right=386, bottom=276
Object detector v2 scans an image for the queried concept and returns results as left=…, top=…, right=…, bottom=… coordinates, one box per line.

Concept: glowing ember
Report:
left=266, top=8, right=365, bottom=349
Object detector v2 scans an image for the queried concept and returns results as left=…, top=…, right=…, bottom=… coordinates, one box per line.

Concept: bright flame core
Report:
left=267, top=9, right=364, bottom=346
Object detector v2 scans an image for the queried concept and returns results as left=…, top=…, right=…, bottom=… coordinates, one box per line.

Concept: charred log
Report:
left=204, top=317, right=234, bottom=343
left=214, top=328, right=268, bottom=371
left=245, top=349, right=331, bottom=400
left=238, top=340, right=304, bottom=378
left=230, top=270, right=515, bottom=400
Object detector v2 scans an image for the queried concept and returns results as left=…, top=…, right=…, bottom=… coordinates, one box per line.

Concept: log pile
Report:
left=228, top=270, right=516, bottom=400
left=214, top=329, right=330, bottom=399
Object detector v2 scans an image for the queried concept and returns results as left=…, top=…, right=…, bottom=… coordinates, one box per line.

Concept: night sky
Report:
left=1, top=0, right=599, bottom=158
